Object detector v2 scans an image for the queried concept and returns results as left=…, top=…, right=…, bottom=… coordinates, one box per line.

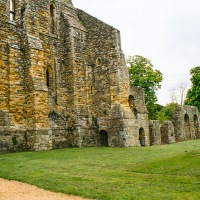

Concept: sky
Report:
left=73, top=0, right=200, bottom=105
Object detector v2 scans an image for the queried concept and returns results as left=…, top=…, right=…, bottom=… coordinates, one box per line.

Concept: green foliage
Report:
left=185, top=66, right=200, bottom=111
left=126, top=55, right=163, bottom=119
left=155, top=103, right=164, bottom=112
left=157, top=102, right=178, bottom=123
left=0, top=140, right=200, bottom=199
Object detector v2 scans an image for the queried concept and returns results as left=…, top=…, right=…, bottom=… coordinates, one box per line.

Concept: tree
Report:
left=185, top=66, right=200, bottom=111
left=157, top=102, right=178, bottom=123
left=169, top=81, right=188, bottom=106
left=126, top=55, right=163, bottom=119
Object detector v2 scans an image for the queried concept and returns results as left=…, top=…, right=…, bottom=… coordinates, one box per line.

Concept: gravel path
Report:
left=0, top=178, right=90, bottom=200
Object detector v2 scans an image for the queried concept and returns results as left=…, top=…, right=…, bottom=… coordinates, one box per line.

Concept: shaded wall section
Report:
left=161, top=121, right=175, bottom=144
left=173, top=106, right=200, bottom=142
left=149, top=120, right=161, bottom=145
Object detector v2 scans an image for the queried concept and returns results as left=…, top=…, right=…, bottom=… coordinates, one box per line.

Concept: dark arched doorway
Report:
left=184, top=114, right=191, bottom=140
left=99, top=130, right=108, bottom=147
left=194, top=115, right=199, bottom=139
left=139, top=128, right=145, bottom=146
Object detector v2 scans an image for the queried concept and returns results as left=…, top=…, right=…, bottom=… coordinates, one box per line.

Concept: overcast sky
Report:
left=73, top=0, right=200, bottom=105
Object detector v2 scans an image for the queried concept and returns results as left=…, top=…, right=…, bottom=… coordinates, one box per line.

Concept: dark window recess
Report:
left=46, top=69, right=50, bottom=87
left=50, top=4, right=56, bottom=33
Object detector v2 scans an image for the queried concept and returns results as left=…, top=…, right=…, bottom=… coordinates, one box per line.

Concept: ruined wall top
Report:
left=130, top=86, right=148, bottom=113
left=173, top=105, right=199, bottom=120
left=59, top=0, right=73, bottom=4
left=26, top=0, right=73, bottom=5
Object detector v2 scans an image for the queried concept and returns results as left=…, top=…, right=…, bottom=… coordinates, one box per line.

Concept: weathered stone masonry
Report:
left=0, top=0, right=199, bottom=152
left=173, top=106, right=200, bottom=142
left=0, top=0, right=151, bottom=152
left=149, top=106, right=200, bottom=145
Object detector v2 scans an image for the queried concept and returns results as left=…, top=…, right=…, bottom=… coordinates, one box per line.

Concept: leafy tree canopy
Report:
left=157, top=102, right=178, bottom=123
left=126, top=55, right=163, bottom=119
left=185, top=66, right=200, bottom=111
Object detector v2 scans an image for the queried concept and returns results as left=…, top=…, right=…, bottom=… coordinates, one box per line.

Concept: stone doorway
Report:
left=139, top=128, right=145, bottom=146
left=184, top=114, right=191, bottom=140
left=194, top=115, right=199, bottom=138
left=99, top=130, right=109, bottom=147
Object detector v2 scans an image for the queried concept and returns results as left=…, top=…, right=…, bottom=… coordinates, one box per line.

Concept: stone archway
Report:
left=184, top=114, right=191, bottom=140
left=99, top=130, right=109, bottom=147
left=139, top=128, right=145, bottom=146
left=194, top=115, right=199, bottom=139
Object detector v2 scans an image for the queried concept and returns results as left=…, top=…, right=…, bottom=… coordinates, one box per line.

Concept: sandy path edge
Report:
left=0, top=178, right=91, bottom=200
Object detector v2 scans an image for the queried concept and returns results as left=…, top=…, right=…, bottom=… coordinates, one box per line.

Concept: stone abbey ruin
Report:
left=0, top=0, right=199, bottom=152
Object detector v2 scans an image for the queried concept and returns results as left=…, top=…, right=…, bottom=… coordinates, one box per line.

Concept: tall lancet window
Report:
left=46, top=69, right=50, bottom=87
left=10, top=0, right=16, bottom=21
left=46, top=66, right=53, bottom=88
left=50, top=3, right=56, bottom=33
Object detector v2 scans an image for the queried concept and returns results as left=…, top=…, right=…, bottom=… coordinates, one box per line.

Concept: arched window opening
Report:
left=194, top=115, right=199, bottom=139
left=128, top=95, right=137, bottom=119
left=46, top=69, right=50, bottom=87
left=50, top=3, right=56, bottom=33
left=139, top=128, right=145, bottom=146
left=10, top=0, right=16, bottom=21
left=184, top=114, right=191, bottom=140
left=99, top=130, right=108, bottom=147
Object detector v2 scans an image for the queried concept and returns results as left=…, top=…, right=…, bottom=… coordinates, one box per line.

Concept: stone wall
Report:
left=0, top=0, right=199, bottom=152
left=173, top=106, right=200, bottom=141
left=149, top=120, right=161, bottom=145
left=130, top=87, right=149, bottom=146
left=0, top=0, right=149, bottom=151
left=161, top=121, right=175, bottom=144
left=77, top=9, right=143, bottom=147
left=149, top=106, right=200, bottom=146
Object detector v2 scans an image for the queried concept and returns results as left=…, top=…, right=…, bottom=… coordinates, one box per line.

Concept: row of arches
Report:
left=98, top=114, right=199, bottom=147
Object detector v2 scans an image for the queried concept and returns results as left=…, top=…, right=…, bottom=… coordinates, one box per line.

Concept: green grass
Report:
left=0, top=140, right=200, bottom=200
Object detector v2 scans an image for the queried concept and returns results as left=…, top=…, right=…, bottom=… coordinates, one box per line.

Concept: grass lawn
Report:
left=0, top=140, right=200, bottom=200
